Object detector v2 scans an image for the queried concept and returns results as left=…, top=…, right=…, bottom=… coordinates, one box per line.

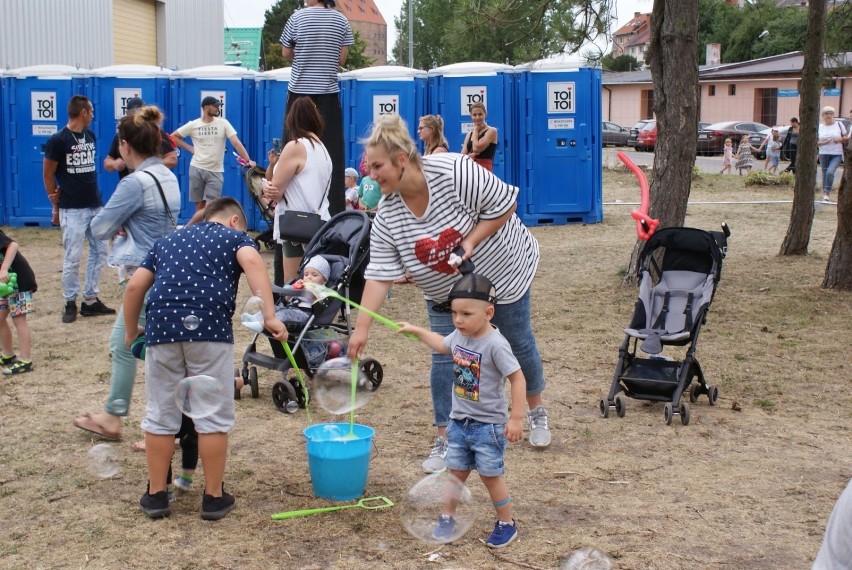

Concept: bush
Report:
left=743, top=170, right=794, bottom=186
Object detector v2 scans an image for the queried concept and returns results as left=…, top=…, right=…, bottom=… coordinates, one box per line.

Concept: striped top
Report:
left=280, top=7, right=353, bottom=95
left=364, top=153, right=539, bottom=304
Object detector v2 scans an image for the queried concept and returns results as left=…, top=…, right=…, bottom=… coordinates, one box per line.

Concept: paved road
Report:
left=603, top=147, right=781, bottom=173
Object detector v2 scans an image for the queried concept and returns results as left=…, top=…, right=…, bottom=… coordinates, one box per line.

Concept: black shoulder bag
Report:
left=277, top=148, right=332, bottom=244
left=141, top=170, right=177, bottom=230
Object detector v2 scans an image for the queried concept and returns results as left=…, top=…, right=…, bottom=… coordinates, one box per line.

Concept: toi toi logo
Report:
left=36, top=97, right=55, bottom=119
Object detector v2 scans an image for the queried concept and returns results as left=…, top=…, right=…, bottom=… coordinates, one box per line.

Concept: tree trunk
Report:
left=623, top=0, right=700, bottom=284
left=822, top=159, right=852, bottom=288
left=779, top=0, right=825, bottom=255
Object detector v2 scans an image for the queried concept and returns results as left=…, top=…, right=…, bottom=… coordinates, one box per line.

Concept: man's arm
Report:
left=43, top=158, right=60, bottom=205
left=170, top=131, right=194, bottom=154
left=228, top=134, right=255, bottom=167
left=282, top=45, right=294, bottom=60
left=161, top=150, right=178, bottom=169
left=339, top=46, right=349, bottom=68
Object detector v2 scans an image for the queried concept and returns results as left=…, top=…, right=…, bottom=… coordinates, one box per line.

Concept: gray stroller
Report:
left=600, top=223, right=730, bottom=425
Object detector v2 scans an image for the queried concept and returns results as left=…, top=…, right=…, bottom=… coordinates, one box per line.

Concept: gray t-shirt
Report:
left=443, top=326, right=520, bottom=424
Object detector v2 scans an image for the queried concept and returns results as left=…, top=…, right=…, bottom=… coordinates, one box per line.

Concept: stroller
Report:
left=600, top=223, right=730, bottom=425
left=243, top=164, right=276, bottom=251
left=236, top=210, right=384, bottom=413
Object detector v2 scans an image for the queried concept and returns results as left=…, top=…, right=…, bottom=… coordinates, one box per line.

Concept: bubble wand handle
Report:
left=304, top=283, right=417, bottom=339
left=281, top=340, right=311, bottom=422
left=349, top=356, right=359, bottom=437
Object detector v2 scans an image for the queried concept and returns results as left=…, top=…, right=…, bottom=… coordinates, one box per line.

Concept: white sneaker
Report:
left=528, top=406, right=552, bottom=448
left=822, top=194, right=831, bottom=202
left=421, top=437, right=448, bottom=473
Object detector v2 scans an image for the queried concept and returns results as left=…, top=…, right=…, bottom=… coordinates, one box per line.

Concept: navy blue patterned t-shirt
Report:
left=140, top=222, right=256, bottom=346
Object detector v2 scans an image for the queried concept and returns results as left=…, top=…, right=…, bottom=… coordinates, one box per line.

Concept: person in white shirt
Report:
left=172, top=96, right=255, bottom=224
left=816, top=106, right=848, bottom=202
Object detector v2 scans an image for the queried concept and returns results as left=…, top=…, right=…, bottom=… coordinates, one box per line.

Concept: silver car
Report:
left=602, top=121, right=630, bottom=146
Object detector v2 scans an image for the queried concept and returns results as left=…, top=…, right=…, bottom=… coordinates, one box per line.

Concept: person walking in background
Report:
left=344, top=167, right=361, bottom=210
left=280, top=0, right=352, bottom=217
left=461, top=103, right=498, bottom=172
left=262, top=97, right=332, bottom=284
left=348, top=114, right=552, bottom=476
left=172, top=96, right=255, bottom=226
left=104, top=97, right=177, bottom=179
left=43, top=95, right=115, bottom=324
left=782, top=117, right=799, bottom=173
left=817, top=106, right=848, bottom=202
left=72, top=105, right=181, bottom=445
left=766, top=131, right=782, bottom=174
left=0, top=229, right=37, bottom=375
left=735, top=133, right=754, bottom=176
left=418, top=115, right=449, bottom=156
left=720, top=138, right=734, bottom=175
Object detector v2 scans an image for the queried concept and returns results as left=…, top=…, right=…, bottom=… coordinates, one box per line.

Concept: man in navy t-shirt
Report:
left=43, top=95, right=115, bottom=323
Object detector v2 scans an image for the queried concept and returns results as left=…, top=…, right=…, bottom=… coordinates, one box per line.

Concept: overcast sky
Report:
left=223, top=0, right=652, bottom=57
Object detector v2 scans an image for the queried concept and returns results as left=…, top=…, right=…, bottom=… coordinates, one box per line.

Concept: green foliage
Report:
left=601, top=54, right=640, bottom=71
left=744, top=171, right=794, bottom=186
left=344, top=31, right=374, bottom=70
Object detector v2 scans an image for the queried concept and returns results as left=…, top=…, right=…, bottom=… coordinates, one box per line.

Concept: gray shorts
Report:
left=140, top=341, right=235, bottom=435
left=189, top=165, right=224, bottom=203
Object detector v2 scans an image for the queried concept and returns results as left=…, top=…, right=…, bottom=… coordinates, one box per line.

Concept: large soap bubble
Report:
left=240, top=295, right=265, bottom=333
left=311, top=357, right=372, bottom=415
left=86, top=443, right=119, bottom=478
left=561, top=547, right=613, bottom=569
left=175, top=375, right=226, bottom=419
left=399, top=471, right=475, bottom=545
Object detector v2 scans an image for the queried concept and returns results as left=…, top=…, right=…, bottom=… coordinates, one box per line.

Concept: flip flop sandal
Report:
left=73, top=413, right=121, bottom=441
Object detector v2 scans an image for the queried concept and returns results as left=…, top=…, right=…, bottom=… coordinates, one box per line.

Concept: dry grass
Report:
left=1, top=170, right=850, bottom=569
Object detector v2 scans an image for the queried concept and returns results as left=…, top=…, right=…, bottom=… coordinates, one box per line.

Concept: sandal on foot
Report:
left=73, top=413, right=121, bottom=441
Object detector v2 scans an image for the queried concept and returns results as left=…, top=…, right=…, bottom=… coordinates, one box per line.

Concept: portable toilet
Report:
left=253, top=67, right=291, bottom=232
left=172, top=65, right=258, bottom=225
left=339, top=65, right=427, bottom=169
left=5, top=65, right=90, bottom=227
left=426, top=62, right=516, bottom=184
left=514, top=61, right=602, bottom=226
left=0, top=69, right=10, bottom=226
left=90, top=64, right=174, bottom=203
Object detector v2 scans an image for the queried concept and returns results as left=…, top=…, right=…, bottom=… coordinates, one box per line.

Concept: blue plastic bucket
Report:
left=303, top=423, right=374, bottom=501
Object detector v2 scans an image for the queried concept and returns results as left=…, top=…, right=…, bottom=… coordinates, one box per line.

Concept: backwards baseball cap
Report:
left=344, top=167, right=359, bottom=179
left=304, top=256, right=330, bottom=282
left=448, top=273, right=497, bottom=305
left=126, top=97, right=145, bottom=111
left=201, top=96, right=222, bottom=107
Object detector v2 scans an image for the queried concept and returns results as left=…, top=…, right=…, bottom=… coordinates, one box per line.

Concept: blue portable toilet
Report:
left=514, top=60, right=602, bottom=226
left=90, top=64, right=174, bottom=204
left=172, top=65, right=258, bottom=225
left=0, top=69, right=10, bottom=226
left=426, top=62, right=516, bottom=184
left=5, top=65, right=90, bottom=227
left=339, top=66, right=427, bottom=170
left=253, top=67, right=291, bottom=232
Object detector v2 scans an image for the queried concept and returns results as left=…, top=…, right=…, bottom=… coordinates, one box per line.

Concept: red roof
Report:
left=337, top=0, right=386, bottom=26
left=613, top=12, right=650, bottom=38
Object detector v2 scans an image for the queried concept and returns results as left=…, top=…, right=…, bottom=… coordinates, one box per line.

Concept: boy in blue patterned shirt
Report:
left=123, top=197, right=286, bottom=520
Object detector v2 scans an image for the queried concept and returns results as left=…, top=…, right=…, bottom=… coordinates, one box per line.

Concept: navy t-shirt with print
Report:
left=140, top=222, right=256, bottom=346
left=43, top=127, right=101, bottom=209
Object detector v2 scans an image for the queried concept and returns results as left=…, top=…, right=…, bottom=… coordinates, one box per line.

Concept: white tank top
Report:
left=273, top=137, right=332, bottom=241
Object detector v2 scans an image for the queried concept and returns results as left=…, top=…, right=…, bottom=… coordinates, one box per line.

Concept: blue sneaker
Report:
left=432, top=515, right=456, bottom=541
left=486, top=520, right=518, bottom=548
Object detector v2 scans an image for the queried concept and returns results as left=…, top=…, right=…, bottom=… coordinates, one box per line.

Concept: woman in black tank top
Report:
left=462, top=102, right=498, bottom=171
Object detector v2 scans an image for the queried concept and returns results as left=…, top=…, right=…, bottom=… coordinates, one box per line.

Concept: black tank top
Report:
left=466, top=128, right=497, bottom=160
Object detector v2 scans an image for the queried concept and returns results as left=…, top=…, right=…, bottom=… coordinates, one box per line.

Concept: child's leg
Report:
left=146, top=433, right=176, bottom=494
left=0, top=309, right=12, bottom=357
left=480, top=475, right=513, bottom=522
left=10, top=315, right=31, bottom=360
left=443, top=469, right=471, bottom=516
left=198, top=432, right=228, bottom=496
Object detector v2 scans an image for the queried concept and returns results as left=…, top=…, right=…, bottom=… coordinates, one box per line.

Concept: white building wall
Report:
left=0, top=0, right=114, bottom=69
left=159, top=0, right=224, bottom=70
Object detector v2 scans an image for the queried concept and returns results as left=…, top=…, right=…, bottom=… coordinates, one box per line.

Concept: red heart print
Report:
left=414, top=228, right=463, bottom=275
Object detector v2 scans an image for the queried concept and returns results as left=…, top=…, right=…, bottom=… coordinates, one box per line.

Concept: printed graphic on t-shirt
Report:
left=452, top=345, right=482, bottom=401
left=65, top=140, right=96, bottom=175
left=414, top=228, right=463, bottom=275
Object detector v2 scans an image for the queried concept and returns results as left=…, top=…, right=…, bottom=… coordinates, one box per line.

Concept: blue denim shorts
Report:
left=445, top=418, right=506, bottom=477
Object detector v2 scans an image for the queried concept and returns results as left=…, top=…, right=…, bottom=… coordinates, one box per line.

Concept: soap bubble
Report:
left=111, top=399, right=128, bottom=415
left=243, top=295, right=264, bottom=316
left=399, top=471, right=475, bottom=545
left=175, top=375, right=226, bottom=419
left=87, top=443, right=119, bottom=478
left=311, top=357, right=372, bottom=415
left=561, top=547, right=613, bottom=570
left=182, top=314, right=200, bottom=331
left=240, top=296, right=265, bottom=333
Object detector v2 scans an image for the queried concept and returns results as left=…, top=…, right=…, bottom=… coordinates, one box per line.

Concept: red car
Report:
left=636, top=120, right=657, bottom=151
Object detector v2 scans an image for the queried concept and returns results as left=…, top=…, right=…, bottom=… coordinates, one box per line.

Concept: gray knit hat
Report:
left=304, top=256, right=330, bottom=282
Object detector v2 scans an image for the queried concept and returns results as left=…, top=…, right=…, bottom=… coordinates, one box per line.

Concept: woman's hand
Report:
left=262, top=178, right=281, bottom=202
left=348, top=327, right=369, bottom=360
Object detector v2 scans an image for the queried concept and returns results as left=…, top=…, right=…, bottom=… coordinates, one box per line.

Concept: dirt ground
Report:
left=1, top=169, right=850, bottom=569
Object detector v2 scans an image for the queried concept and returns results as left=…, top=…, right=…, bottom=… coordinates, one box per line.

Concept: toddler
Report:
left=736, top=134, right=754, bottom=176
left=767, top=132, right=782, bottom=174
left=720, top=138, right=734, bottom=175
left=344, top=167, right=361, bottom=210
left=0, top=229, right=37, bottom=375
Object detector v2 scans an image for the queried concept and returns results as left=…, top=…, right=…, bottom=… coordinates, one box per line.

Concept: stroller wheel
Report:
left=598, top=398, right=610, bottom=418
left=360, top=358, right=383, bottom=391
left=272, top=381, right=299, bottom=414
left=289, top=378, right=307, bottom=408
left=248, top=367, right=260, bottom=399
left=614, top=395, right=627, bottom=418
left=663, top=402, right=674, bottom=425
left=708, top=386, right=719, bottom=406
left=234, top=367, right=242, bottom=400
left=689, top=384, right=700, bottom=403
left=680, top=402, right=691, bottom=425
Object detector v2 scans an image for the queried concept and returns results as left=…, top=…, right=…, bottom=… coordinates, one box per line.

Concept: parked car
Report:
left=602, top=121, right=630, bottom=146
left=627, top=119, right=653, bottom=149
left=749, top=126, right=790, bottom=160
left=636, top=120, right=657, bottom=151
left=696, top=121, right=770, bottom=155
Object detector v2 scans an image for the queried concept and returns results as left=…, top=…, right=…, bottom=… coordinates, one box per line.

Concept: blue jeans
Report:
left=426, top=288, right=546, bottom=427
left=104, top=285, right=148, bottom=417
left=445, top=418, right=506, bottom=477
left=60, top=207, right=108, bottom=301
left=819, top=154, right=843, bottom=194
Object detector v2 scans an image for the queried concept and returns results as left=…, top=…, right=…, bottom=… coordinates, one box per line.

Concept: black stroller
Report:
left=236, top=210, right=383, bottom=413
left=600, top=223, right=730, bottom=425
left=243, top=164, right=276, bottom=251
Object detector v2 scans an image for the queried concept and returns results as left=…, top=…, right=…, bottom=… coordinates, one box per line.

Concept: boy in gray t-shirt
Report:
left=398, top=273, right=526, bottom=549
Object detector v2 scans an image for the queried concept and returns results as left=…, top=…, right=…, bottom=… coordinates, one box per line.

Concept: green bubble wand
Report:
left=301, top=282, right=416, bottom=339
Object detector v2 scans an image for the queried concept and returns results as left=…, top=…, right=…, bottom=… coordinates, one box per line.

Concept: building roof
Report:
left=613, top=12, right=650, bottom=38
left=223, top=27, right=262, bottom=70
left=337, top=0, right=386, bottom=26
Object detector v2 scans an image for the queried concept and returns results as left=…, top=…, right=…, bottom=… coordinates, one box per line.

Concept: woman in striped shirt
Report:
left=348, top=114, right=552, bottom=473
